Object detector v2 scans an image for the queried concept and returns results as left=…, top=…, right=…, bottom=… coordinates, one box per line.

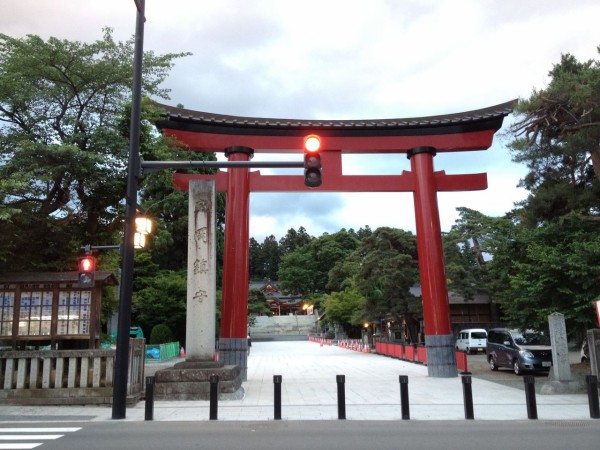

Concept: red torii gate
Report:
left=156, top=100, right=514, bottom=378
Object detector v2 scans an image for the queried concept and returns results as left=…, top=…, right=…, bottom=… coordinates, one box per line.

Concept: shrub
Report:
left=149, top=324, right=174, bottom=344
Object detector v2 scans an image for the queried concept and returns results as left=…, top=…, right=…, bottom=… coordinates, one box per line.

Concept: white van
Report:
left=455, top=328, right=487, bottom=354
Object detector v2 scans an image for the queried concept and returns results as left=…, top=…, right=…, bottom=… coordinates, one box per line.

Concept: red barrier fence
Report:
left=373, top=341, right=469, bottom=373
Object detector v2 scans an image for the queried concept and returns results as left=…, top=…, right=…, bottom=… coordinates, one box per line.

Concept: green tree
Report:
left=355, top=227, right=421, bottom=340
left=278, top=226, right=313, bottom=255
left=278, top=246, right=317, bottom=295
left=493, top=213, right=600, bottom=336
left=326, top=252, right=360, bottom=292
left=278, top=229, right=359, bottom=295
left=0, top=29, right=190, bottom=272
left=355, top=225, right=373, bottom=241
left=507, top=49, right=600, bottom=223
left=132, top=270, right=187, bottom=344
left=443, top=207, right=495, bottom=300
left=323, top=287, right=366, bottom=336
left=494, top=49, right=600, bottom=336
left=248, top=288, right=271, bottom=316
left=248, top=235, right=282, bottom=280
left=260, top=235, right=281, bottom=280
left=249, top=238, right=263, bottom=279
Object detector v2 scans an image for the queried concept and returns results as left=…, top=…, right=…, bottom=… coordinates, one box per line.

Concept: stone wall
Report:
left=249, top=315, right=317, bottom=338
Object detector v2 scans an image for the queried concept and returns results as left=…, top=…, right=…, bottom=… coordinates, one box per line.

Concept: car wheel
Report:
left=489, top=356, right=498, bottom=371
left=513, top=360, right=522, bottom=375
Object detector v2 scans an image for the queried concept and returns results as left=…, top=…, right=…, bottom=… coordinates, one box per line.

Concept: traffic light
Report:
left=78, top=255, right=96, bottom=288
left=303, top=134, right=322, bottom=188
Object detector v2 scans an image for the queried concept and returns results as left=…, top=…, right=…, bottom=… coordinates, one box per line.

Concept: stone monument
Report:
left=541, top=312, right=583, bottom=394
left=154, top=180, right=242, bottom=399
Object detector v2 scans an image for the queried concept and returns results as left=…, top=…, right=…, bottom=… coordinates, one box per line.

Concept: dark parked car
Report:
left=486, top=328, right=552, bottom=375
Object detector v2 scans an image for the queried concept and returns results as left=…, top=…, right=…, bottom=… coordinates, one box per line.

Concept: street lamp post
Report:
left=112, top=0, right=145, bottom=419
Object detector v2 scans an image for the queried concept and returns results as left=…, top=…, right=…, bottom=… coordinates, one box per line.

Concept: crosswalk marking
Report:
left=0, top=427, right=81, bottom=450
left=0, top=436, right=62, bottom=440
left=0, top=444, right=43, bottom=450
left=0, top=429, right=80, bottom=433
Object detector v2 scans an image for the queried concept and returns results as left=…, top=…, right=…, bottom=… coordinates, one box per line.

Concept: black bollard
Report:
left=399, top=375, right=410, bottom=420
left=209, top=373, right=219, bottom=420
left=336, top=375, right=346, bottom=420
left=585, top=375, right=600, bottom=419
left=523, top=375, right=537, bottom=420
left=461, top=375, right=474, bottom=420
left=144, top=376, right=155, bottom=421
left=273, top=375, right=282, bottom=420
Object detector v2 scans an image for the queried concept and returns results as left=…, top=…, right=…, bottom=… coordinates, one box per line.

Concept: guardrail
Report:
left=0, top=338, right=145, bottom=405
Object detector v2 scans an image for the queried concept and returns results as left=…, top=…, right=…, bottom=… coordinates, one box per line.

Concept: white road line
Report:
left=0, top=427, right=81, bottom=449
left=0, top=444, right=43, bottom=450
left=0, top=429, right=80, bottom=433
left=0, top=436, right=62, bottom=440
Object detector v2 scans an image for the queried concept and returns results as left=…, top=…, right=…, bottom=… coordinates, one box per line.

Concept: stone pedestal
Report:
left=218, top=338, right=248, bottom=381
left=153, top=361, right=243, bottom=400
left=425, top=334, right=457, bottom=377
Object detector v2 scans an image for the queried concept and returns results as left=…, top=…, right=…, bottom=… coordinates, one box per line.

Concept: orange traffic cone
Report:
left=179, top=346, right=185, bottom=358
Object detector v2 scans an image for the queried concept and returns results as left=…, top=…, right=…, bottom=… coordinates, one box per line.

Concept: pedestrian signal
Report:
left=78, top=255, right=96, bottom=288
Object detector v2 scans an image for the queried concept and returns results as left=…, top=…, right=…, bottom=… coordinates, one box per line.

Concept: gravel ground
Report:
left=466, top=351, right=591, bottom=393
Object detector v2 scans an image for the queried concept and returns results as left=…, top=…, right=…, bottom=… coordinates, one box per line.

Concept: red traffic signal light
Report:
left=303, top=135, right=322, bottom=188
left=78, top=255, right=96, bottom=288
left=304, top=134, right=321, bottom=153
left=79, top=255, right=95, bottom=272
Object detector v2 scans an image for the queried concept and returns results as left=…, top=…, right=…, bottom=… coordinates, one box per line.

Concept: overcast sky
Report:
left=3, top=0, right=599, bottom=242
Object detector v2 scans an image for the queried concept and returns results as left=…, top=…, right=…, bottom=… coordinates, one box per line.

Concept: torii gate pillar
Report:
left=218, top=146, right=253, bottom=380
left=409, top=146, right=456, bottom=377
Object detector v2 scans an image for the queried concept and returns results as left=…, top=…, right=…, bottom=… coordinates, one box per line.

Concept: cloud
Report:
left=3, top=0, right=597, bottom=242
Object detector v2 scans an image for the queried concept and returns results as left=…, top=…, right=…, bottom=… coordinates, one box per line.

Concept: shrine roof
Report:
left=154, top=100, right=516, bottom=138
left=0, top=272, right=118, bottom=286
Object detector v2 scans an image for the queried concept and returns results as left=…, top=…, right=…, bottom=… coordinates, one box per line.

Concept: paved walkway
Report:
left=0, top=341, right=596, bottom=422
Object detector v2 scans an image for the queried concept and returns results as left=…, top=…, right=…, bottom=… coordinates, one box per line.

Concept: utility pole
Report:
left=112, top=0, right=145, bottom=419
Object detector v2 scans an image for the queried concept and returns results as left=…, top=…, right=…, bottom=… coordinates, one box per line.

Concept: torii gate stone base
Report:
left=156, top=100, right=514, bottom=379
left=154, top=180, right=243, bottom=400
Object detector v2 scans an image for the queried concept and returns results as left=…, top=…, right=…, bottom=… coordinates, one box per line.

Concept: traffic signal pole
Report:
left=112, top=0, right=145, bottom=419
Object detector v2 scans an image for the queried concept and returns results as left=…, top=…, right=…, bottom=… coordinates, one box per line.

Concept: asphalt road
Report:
left=3, top=420, right=599, bottom=450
